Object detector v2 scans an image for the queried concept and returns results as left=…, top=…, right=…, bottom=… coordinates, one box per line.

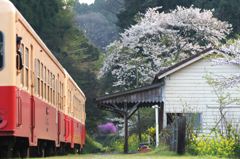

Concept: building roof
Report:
left=153, top=48, right=223, bottom=82
left=96, top=83, right=163, bottom=106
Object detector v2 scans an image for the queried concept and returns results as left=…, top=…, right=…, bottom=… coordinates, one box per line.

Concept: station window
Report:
left=0, top=32, right=4, bottom=69
left=25, top=48, right=29, bottom=89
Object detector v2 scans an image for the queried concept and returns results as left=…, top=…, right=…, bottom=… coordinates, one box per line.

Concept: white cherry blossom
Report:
left=99, top=6, right=232, bottom=89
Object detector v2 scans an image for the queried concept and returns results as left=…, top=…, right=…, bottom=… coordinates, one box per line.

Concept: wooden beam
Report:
left=127, top=103, right=140, bottom=119
left=100, top=105, right=124, bottom=117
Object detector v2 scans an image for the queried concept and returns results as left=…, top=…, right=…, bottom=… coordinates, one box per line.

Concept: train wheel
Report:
left=45, top=142, right=55, bottom=157
left=28, top=146, right=38, bottom=157
left=19, top=146, right=29, bottom=158
left=39, top=146, right=46, bottom=157
left=0, top=146, right=13, bottom=159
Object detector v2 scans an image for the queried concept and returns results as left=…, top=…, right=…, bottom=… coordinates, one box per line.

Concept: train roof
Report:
left=0, top=0, right=16, bottom=13
left=15, top=7, right=65, bottom=75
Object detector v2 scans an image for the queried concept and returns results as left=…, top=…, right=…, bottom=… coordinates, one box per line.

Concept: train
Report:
left=0, top=0, right=86, bottom=158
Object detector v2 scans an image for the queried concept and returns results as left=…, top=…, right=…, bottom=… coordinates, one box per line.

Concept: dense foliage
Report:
left=188, top=130, right=240, bottom=157
left=83, top=135, right=109, bottom=153
left=74, top=0, right=124, bottom=49
left=10, top=0, right=105, bottom=134
left=112, top=133, right=148, bottom=152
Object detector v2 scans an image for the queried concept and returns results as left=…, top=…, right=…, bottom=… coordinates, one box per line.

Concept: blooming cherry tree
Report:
left=99, top=6, right=232, bottom=89
left=212, top=40, right=240, bottom=88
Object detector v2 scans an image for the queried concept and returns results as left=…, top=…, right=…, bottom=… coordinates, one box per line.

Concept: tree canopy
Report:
left=212, top=39, right=240, bottom=88
left=74, top=0, right=124, bottom=49
left=99, top=6, right=231, bottom=89
left=118, top=0, right=240, bottom=35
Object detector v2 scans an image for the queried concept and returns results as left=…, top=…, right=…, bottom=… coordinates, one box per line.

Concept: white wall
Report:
left=163, top=57, right=240, bottom=133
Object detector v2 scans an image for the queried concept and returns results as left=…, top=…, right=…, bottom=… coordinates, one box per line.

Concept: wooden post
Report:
left=159, top=102, right=164, bottom=131
left=177, top=116, right=186, bottom=154
left=137, top=110, right=142, bottom=142
left=124, top=113, right=128, bottom=154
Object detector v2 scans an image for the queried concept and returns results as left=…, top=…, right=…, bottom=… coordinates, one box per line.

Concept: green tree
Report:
left=10, top=0, right=105, bottom=134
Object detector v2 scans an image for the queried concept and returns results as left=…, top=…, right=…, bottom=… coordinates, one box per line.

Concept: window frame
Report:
left=25, top=47, right=29, bottom=89
left=0, top=32, right=4, bottom=70
left=20, top=44, right=24, bottom=86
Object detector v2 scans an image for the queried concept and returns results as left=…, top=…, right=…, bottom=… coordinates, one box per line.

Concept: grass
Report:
left=29, top=147, right=222, bottom=159
left=29, top=153, right=222, bottom=159
left=29, top=154, right=220, bottom=159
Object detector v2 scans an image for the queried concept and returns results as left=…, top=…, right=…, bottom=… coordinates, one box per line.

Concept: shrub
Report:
left=188, top=132, right=237, bottom=157
left=83, top=135, right=107, bottom=153
left=112, top=138, right=124, bottom=152
left=97, top=122, right=118, bottom=134
left=112, top=133, right=149, bottom=153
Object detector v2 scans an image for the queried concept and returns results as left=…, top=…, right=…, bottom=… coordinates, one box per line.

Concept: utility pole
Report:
left=136, top=67, right=142, bottom=142
left=152, top=105, right=159, bottom=147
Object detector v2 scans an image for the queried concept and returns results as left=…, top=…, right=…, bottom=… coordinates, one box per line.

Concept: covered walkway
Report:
left=96, top=83, right=163, bottom=153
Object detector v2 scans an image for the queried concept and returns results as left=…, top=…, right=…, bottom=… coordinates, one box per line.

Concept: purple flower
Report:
left=98, top=122, right=117, bottom=134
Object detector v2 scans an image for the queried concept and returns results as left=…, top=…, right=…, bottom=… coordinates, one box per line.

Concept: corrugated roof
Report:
left=96, top=83, right=163, bottom=107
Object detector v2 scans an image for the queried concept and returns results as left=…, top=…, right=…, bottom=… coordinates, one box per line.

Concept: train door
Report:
left=30, top=45, right=36, bottom=145
left=57, top=111, right=61, bottom=146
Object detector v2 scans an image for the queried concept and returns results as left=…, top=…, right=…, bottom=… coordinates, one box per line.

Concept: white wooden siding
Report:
left=163, top=58, right=240, bottom=133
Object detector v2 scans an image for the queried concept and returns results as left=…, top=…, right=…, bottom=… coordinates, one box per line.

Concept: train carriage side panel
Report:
left=14, top=8, right=66, bottom=146
left=0, top=0, right=86, bottom=153
left=0, top=0, right=17, bottom=135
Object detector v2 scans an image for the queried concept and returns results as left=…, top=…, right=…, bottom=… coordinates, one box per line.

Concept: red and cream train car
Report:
left=0, top=0, right=86, bottom=157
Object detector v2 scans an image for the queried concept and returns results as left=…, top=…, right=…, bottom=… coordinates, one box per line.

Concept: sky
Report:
left=79, top=0, right=95, bottom=5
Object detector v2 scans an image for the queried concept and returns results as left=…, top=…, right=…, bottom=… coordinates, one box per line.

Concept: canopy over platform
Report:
left=96, top=83, right=163, bottom=153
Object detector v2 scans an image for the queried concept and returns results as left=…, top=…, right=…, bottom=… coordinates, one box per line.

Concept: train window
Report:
left=52, top=75, right=55, bottom=105
left=50, top=87, right=52, bottom=103
left=0, top=32, right=4, bottom=69
left=47, top=70, right=49, bottom=102
left=48, top=70, right=50, bottom=85
left=41, top=63, right=43, bottom=79
left=61, top=82, right=63, bottom=110
left=62, top=83, right=64, bottom=110
left=34, top=59, right=37, bottom=94
left=41, top=63, right=43, bottom=98
left=51, top=73, right=53, bottom=104
left=56, top=80, right=59, bottom=107
left=68, top=90, right=71, bottom=114
left=43, top=66, right=46, bottom=99
left=36, top=59, right=40, bottom=96
left=52, top=73, right=54, bottom=88
left=21, top=44, right=24, bottom=86
left=25, top=48, right=29, bottom=89
left=60, top=82, right=62, bottom=109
